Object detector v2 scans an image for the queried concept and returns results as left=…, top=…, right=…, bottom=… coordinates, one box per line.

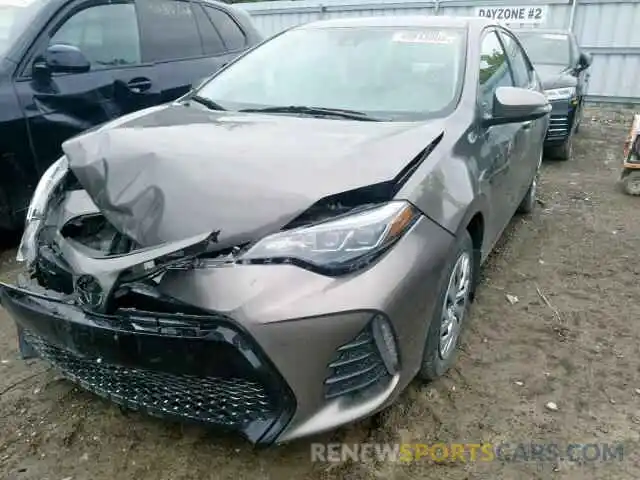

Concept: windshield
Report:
left=516, top=32, right=571, bottom=66
left=0, top=0, right=45, bottom=58
left=195, top=26, right=467, bottom=121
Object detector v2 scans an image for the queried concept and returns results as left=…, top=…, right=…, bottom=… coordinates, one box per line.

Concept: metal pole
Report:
left=568, top=0, right=579, bottom=31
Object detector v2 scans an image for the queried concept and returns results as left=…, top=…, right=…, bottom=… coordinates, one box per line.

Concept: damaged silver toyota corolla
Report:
left=0, top=16, right=550, bottom=445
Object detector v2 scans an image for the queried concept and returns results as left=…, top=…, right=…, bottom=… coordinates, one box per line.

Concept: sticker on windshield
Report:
left=0, top=0, right=35, bottom=6
left=541, top=34, right=567, bottom=40
left=392, top=31, right=456, bottom=44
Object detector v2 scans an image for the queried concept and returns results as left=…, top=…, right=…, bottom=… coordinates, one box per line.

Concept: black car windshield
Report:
left=0, top=0, right=46, bottom=58
left=196, top=26, right=467, bottom=121
left=516, top=32, right=571, bottom=66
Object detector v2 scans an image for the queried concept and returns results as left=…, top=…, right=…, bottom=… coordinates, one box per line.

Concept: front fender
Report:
left=395, top=138, right=478, bottom=237
left=394, top=122, right=494, bottom=263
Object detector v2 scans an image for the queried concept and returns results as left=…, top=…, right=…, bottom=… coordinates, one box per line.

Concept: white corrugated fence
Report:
left=237, top=0, right=640, bottom=103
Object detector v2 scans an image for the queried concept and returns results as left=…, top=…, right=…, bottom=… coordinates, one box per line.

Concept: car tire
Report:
left=622, top=170, right=640, bottom=196
left=517, top=151, right=542, bottom=214
left=574, top=105, right=582, bottom=135
left=418, top=230, right=474, bottom=381
left=550, top=133, right=573, bottom=161
left=0, top=189, right=20, bottom=237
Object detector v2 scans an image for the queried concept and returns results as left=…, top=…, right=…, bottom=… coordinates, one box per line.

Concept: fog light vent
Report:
left=371, top=314, right=399, bottom=375
left=323, top=315, right=397, bottom=400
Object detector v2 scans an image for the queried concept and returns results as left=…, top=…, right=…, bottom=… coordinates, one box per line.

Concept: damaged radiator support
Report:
left=33, top=177, right=406, bottom=314
left=27, top=151, right=426, bottom=316
left=30, top=214, right=222, bottom=314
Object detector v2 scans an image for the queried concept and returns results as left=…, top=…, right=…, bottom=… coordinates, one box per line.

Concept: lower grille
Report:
left=23, top=331, right=283, bottom=436
left=324, top=325, right=390, bottom=399
left=546, top=114, right=570, bottom=141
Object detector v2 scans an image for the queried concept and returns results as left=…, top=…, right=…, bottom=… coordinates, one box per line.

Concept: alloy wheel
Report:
left=438, top=251, right=472, bottom=359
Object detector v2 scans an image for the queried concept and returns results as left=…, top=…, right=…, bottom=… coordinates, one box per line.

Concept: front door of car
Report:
left=475, top=29, right=521, bottom=247
left=498, top=29, right=542, bottom=204
left=13, top=0, right=160, bottom=175
left=136, top=0, right=243, bottom=104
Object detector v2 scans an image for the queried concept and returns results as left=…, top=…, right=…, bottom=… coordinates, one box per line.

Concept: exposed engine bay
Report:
left=23, top=164, right=409, bottom=318
left=17, top=117, right=440, bottom=316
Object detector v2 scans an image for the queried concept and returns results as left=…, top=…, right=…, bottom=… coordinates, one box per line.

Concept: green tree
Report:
left=479, top=51, right=506, bottom=84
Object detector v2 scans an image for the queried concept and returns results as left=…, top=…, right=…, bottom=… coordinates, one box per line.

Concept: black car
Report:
left=0, top=0, right=262, bottom=231
left=514, top=28, right=592, bottom=160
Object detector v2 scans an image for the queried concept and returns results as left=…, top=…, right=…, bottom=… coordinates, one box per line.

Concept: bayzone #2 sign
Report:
left=475, top=5, right=548, bottom=24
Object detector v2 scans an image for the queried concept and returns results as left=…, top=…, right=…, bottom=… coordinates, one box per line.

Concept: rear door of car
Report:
left=497, top=28, right=543, bottom=202
left=13, top=0, right=160, bottom=176
left=136, top=0, right=247, bottom=103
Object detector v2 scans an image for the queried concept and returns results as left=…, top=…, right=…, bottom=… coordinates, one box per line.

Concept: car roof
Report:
left=26, top=0, right=236, bottom=10
left=295, top=15, right=494, bottom=30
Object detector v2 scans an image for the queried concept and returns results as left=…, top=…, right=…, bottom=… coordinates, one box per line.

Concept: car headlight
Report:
left=16, top=156, right=69, bottom=264
left=240, top=201, right=419, bottom=274
left=544, top=87, right=576, bottom=101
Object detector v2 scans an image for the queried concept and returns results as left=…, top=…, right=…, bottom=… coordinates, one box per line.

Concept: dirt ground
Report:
left=0, top=105, right=639, bottom=480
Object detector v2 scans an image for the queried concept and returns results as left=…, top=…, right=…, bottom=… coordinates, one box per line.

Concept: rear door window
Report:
left=138, top=0, right=203, bottom=62
left=498, top=30, right=532, bottom=88
left=203, top=6, right=246, bottom=52
left=193, top=3, right=226, bottom=56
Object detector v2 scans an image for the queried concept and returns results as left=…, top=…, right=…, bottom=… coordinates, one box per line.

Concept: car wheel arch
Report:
left=452, top=199, right=489, bottom=294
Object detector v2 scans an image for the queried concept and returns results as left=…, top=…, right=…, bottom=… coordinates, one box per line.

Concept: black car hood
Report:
left=534, top=63, right=577, bottom=90
left=62, top=103, right=445, bottom=248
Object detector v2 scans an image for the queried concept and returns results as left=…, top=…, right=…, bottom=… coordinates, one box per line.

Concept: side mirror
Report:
left=483, top=86, right=551, bottom=127
left=577, top=51, right=592, bottom=71
left=35, top=44, right=91, bottom=75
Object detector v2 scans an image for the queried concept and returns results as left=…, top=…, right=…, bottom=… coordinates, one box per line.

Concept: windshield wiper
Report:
left=186, top=95, right=226, bottom=111
left=239, top=105, right=381, bottom=121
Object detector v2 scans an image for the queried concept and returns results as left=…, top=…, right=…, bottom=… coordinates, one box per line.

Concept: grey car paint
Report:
left=61, top=17, right=546, bottom=262
left=1, top=16, right=550, bottom=444
left=61, top=105, right=448, bottom=248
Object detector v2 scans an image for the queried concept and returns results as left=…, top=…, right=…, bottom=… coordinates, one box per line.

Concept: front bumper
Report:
left=1, top=214, right=455, bottom=444
left=1, top=284, right=295, bottom=444
left=544, top=98, right=577, bottom=146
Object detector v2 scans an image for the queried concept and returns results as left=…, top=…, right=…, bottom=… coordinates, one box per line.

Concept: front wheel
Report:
left=548, top=133, right=573, bottom=161
left=418, top=231, right=474, bottom=381
left=574, top=103, right=583, bottom=134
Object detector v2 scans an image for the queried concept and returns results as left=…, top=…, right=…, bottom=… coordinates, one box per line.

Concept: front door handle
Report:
left=127, top=77, right=152, bottom=93
left=522, top=121, right=533, bottom=130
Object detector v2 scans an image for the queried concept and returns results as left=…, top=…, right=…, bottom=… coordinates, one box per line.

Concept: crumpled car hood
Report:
left=62, top=103, right=445, bottom=248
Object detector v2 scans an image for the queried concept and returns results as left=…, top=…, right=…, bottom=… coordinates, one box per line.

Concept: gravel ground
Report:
left=0, top=105, right=639, bottom=480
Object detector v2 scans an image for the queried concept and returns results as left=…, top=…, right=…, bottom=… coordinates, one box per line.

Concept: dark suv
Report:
left=514, top=29, right=592, bottom=160
left=0, top=0, right=262, bottom=230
